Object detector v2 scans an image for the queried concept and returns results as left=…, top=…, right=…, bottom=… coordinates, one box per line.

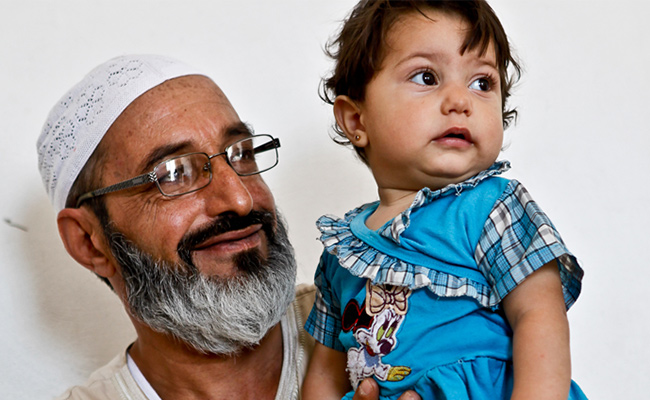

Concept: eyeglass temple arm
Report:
left=254, top=138, right=281, bottom=153
left=76, top=172, right=157, bottom=208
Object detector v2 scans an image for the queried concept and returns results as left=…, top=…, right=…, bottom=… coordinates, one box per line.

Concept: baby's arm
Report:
left=303, top=342, right=351, bottom=399
left=502, top=261, right=572, bottom=400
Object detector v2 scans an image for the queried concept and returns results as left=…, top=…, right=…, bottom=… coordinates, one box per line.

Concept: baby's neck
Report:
left=366, top=190, right=418, bottom=230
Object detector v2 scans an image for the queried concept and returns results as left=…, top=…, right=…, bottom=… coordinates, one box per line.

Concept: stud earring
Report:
left=354, top=135, right=360, bottom=141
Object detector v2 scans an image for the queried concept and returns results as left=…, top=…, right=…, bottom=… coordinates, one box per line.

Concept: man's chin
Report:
left=189, top=254, right=242, bottom=278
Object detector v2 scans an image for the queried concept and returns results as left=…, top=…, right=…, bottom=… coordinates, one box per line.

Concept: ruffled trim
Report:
left=316, top=162, right=511, bottom=307
left=318, top=209, right=493, bottom=306
left=380, top=161, right=510, bottom=244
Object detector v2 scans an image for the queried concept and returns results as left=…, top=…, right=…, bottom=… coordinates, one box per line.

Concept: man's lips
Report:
left=192, top=224, right=263, bottom=251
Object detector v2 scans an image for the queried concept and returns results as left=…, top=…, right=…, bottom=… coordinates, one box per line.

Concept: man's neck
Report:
left=128, top=322, right=284, bottom=400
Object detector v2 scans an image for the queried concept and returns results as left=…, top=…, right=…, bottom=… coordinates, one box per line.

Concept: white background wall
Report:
left=1, top=0, right=647, bottom=398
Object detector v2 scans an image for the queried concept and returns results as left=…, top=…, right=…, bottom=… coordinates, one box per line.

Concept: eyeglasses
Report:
left=76, top=134, right=280, bottom=208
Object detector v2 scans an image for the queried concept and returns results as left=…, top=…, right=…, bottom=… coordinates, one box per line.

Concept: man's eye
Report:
left=159, top=167, right=181, bottom=183
left=469, top=77, right=491, bottom=92
left=410, top=71, right=437, bottom=86
left=231, top=148, right=255, bottom=163
left=241, top=149, right=255, bottom=160
left=157, top=161, right=189, bottom=185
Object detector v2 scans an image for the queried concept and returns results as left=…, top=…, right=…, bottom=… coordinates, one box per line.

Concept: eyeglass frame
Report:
left=75, top=134, right=281, bottom=208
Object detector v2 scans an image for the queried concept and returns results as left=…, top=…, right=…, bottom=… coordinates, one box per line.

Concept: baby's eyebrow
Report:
left=394, top=51, right=447, bottom=68
left=395, top=48, right=499, bottom=72
left=474, top=56, right=498, bottom=70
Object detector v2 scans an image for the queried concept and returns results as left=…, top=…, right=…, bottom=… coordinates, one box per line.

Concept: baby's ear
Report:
left=333, top=95, right=368, bottom=147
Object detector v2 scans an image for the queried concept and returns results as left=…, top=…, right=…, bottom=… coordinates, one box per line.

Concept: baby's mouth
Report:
left=440, top=127, right=471, bottom=142
left=445, top=132, right=467, bottom=140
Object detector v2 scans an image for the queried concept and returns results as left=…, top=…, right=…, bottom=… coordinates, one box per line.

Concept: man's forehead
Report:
left=114, top=76, right=235, bottom=131
left=149, top=75, right=227, bottom=101
left=134, top=75, right=232, bottom=115
left=103, top=75, right=245, bottom=170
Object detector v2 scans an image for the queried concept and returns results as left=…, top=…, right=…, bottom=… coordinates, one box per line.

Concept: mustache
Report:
left=177, top=210, right=276, bottom=266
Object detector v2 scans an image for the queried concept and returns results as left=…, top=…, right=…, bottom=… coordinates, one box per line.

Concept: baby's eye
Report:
left=410, top=71, right=437, bottom=86
left=469, top=77, right=492, bottom=92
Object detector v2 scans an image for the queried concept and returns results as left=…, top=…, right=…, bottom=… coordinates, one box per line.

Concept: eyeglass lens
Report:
left=153, top=135, right=277, bottom=197
left=227, top=135, right=277, bottom=176
left=155, top=153, right=211, bottom=196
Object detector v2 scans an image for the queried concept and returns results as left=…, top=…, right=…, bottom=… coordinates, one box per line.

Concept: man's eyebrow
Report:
left=225, top=121, right=254, bottom=139
left=139, top=122, right=252, bottom=172
left=141, top=142, right=192, bottom=173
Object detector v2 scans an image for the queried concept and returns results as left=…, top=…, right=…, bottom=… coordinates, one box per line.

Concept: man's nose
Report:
left=201, top=157, right=254, bottom=217
left=440, top=83, right=472, bottom=116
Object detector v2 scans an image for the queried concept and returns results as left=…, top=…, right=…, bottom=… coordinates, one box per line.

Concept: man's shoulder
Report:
left=294, top=283, right=316, bottom=322
left=292, top=283, right=316, bottom=359
left=55, top=350, right=146, bottom=400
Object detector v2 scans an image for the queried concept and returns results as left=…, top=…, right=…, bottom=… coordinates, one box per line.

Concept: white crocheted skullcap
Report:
left=37, top=54, right=204, bottom=212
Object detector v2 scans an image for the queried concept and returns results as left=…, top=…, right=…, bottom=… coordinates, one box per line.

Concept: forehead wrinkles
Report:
left=114, top=76, right=236, bottom=138
left=134, top=76, right=233, bottom=124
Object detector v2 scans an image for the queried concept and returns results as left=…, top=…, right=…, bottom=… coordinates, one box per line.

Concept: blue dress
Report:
left=305, top=162, right=587, bottom=400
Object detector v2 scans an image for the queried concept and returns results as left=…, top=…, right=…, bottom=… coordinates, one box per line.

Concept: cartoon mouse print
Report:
left=343, top=281, right=412, bottom=388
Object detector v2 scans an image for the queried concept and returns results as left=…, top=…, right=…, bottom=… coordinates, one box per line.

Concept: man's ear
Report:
left=333, top=95, right=368, bottom=147
left=57, top=208, right=115, bottom=279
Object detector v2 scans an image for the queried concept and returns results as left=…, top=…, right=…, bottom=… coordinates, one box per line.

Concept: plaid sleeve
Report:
left=304, top=252, right=345, bottom=351
left=475, top=180, right=584, bottom=309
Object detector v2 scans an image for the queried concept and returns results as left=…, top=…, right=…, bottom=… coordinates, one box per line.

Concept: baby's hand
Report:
left=352, top=378, right=421, bottom=400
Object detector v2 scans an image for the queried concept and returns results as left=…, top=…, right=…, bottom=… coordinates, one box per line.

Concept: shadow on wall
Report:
left=17, top=187, right=135, bottom=376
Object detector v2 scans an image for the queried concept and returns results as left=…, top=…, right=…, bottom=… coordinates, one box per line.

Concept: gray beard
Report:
left=104, top=212, right=297, bottom=356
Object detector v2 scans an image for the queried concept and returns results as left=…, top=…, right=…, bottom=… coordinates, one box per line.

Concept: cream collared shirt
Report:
left=56, top=285, right=315, bottom=400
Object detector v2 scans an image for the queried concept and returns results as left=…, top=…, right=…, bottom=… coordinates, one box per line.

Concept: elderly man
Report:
left=37, top=55, right=419, bottom=400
